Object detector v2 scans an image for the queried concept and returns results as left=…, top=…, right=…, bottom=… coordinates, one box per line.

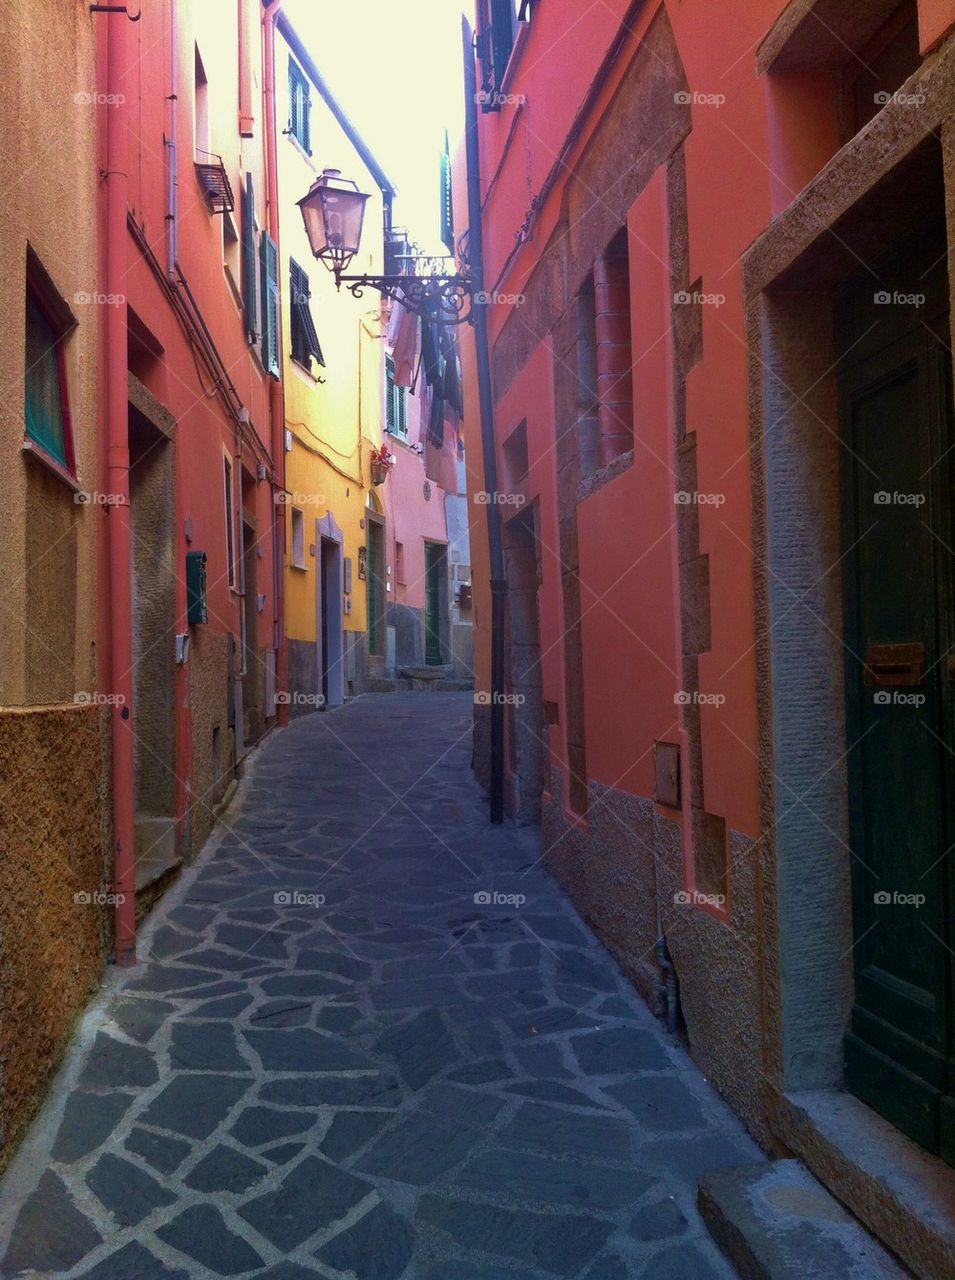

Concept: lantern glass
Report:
left=298, top=169, right=371, bottom=273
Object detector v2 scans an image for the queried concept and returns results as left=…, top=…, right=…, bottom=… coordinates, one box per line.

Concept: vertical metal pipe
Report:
left=462, top=17, right=506, bottom=823
left=105, top=9, right=136, bottom=962
left=165, top=0, right=178, bottom=278
left=263, top=1, right=289, bottom=726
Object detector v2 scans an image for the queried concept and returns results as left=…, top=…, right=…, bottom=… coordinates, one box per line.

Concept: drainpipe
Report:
left=105, top=8, right=136, bottom=963
left=463, top=17, right=506, bottom=824
left=165, top=0, right=178, bottom=278
left=263, top=0, right=289, bottom=726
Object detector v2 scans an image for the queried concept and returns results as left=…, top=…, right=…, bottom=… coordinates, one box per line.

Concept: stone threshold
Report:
left=772, top=1089, right=955, bottom=1278
left=699, top=1159, right=908, bottom=1278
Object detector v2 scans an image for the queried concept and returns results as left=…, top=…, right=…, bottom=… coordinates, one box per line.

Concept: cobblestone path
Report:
left=0, top=692, right=761, bottom=1279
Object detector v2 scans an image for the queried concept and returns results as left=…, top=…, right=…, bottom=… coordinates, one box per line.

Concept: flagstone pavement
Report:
left=0, top=692, right=762, bottom=1279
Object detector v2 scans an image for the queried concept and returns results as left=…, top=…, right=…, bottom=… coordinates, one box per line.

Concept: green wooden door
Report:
left=366, top=522, right=382, bottom=656
left=425, top=544, right=443, bottom=666
left=840, top=237, right=955, bottom=1163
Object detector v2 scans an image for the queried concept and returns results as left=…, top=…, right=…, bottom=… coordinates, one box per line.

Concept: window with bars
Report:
left=385, top=354, right=407, bottom=439
left=289, top=259, right=325, bottom=374
left=288, top=58, right=312, bottom=154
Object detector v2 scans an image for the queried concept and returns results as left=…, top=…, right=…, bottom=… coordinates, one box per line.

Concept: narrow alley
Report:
left=1, top=694, right=761, bottom=1280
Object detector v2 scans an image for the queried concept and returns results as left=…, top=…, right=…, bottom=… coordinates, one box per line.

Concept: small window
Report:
left=289, top=260, right=325, bottom=373
left=24, top=266, right=75, bottom=473
left=290, top=507, right=306, bottom=569
left=224, top=457, right=236, bottom=587
left=385, top=354, right=407, bottom=438
left=288, top=58, right=311, bottom=154
left=395, top=541, right=405, bottom=585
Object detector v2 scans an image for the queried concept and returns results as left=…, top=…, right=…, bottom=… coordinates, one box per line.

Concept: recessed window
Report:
left=223, top=211, right=241, bottom=305
left=385, top=354, right=407, bottom=438
left=224, top=456, right=236, bottom=587
left=288, top=58, right=311, bottom=154
left=289, top=260, right=324, bottom=374
left=395, top=541, right=405, bottom=585
left=290, top=506, right=306, bottom=569
left=24, top=263, right=75, bottom=473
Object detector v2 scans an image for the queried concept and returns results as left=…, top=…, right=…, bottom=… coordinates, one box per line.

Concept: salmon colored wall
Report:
left=919, top=0, right=955, bottom=51
left=463, top=0, right=951, bottom=845
left=577, top=174, right=682, bottom=801
left=109, top=0, right=276, bottom=827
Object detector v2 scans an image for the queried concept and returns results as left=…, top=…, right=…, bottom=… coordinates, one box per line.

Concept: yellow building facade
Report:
left=272, top=16, right=393, bottom=708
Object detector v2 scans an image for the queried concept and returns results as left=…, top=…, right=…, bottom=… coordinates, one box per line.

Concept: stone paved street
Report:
left=0, top=693, right=762, bottom=1279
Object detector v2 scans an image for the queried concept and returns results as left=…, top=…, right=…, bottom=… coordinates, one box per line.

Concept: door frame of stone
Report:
left=742, top=108, right=955, bottom=1268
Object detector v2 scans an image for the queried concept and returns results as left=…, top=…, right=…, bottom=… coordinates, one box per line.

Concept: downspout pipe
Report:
left=463, top=17, right=506, bottom=824
left=263, top=0, right=289, bottom=727
left=105, top=9, right=136, bottom=963
left=165, top=0, right=178, bottom=278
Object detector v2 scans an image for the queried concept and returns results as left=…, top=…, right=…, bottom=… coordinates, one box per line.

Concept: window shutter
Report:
left=260, top=232, right=280, bottom=378
left=302, top=88, right=312, bottom=155
left=490, top=0, right=515, bottom=89
left=242, top=173, right=258, bottom=341
left=385, top=355, right=396, bottom=434
left=288, top=58, right=299, bottom=141
left=440, top=130, right=454, bottom=255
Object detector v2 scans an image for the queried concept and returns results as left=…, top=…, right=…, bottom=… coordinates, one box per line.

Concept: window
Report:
left=224, top=457, right=236, bottom=587
left=477, top=0, right=533, bottom=106
left=288, top=58, right=311, bottom=154
left=24, top=262, right=76, bottom=473
left=395, top=541, right=405, bottom=586
left=194, top=46, right=209, bottom=157
left=289, top=260, right=325, bottom=373
left=290, top=507, right=306, bottom=569
left=385, top=354, right=407, bottom=438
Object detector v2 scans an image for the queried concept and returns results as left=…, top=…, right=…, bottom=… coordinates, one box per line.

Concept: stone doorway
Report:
left=504, top=505, right=546, bottom=825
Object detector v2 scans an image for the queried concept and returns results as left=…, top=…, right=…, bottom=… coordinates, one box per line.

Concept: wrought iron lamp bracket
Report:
left=334, top=268, right=476, bottom=326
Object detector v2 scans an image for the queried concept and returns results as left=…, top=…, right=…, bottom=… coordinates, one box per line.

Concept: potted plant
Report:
left=370, top=443, right=395, bottom=486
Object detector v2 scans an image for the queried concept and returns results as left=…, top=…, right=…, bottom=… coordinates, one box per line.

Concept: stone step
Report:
left=698, top=1161, right=909, bottom=1279
left=368, top=678, right=413, bottom=693
left=134, top=815, right=181, bottom=895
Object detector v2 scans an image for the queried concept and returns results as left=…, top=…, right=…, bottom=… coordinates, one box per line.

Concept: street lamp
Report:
left=299, top=168, right=475, bottom=325
left=297, top=169, right=370, bottom=276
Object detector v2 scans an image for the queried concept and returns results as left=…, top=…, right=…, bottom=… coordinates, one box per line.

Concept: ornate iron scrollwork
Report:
left=336, top=254, right=475, bottom=326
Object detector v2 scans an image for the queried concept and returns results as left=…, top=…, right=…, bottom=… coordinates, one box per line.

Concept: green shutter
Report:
left=242, top=173, right=258, bottom=341
left=288, top=60, right=311, bottom=154
left=260, top=232, right=280, bottom=378
left=440, top=130, right=454, bottom=255
left=385, top=355, right=396, bottom=434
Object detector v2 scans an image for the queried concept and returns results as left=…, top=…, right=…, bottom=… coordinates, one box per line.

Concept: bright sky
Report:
left=283, top=0, right=466, bottom=255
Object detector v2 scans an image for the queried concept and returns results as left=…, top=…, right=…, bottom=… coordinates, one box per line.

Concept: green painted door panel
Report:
left=839, top=239, right=955, bottom=1163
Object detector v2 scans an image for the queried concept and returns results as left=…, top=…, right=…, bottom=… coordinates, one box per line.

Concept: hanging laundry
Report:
left=387, top=293, right=420, bottom=388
